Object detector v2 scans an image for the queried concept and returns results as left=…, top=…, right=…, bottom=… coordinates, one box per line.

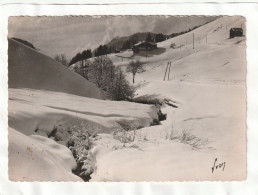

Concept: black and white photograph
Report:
left=7, top=15, right=246, bottom=182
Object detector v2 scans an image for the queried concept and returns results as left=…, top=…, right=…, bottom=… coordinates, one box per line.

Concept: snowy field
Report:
left=8, top=16, right=246, bottom=181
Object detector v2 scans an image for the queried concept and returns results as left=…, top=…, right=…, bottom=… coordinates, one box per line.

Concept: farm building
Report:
left=229, top=28, right=243, bottom=38
left=132, top=41, right=157, bottom=53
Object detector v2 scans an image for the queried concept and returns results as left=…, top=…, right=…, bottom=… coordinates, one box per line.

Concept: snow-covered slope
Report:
left=8, top=39, right=106, bottom=181
left=8, top=38, right=159, bottom=182
left=8, top=38, right=103, bottom=99
left=9, top=88, right=158, bottom=181
left=89, top=16, right=246, bottom=181
left=9, top=128, right=82, bottom=181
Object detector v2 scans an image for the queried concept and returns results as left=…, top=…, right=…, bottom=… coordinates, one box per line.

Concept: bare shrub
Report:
left=54, top=54, right=69, bottom=67
left=167, top=126, right=212, bottom=150
left=112, top=121, right=137, bottom=144
left=170, top=43, right=176, bottom=49
left=71, top=56, right=135, bottom=100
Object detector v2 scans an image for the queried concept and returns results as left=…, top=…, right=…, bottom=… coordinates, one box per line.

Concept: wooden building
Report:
left=230, top=28, right=243, bottom=38
left=132, top=41, right=157, bottom=53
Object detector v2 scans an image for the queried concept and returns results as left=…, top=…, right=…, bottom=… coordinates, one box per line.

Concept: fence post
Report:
left=193, top=33, right=195, bottom=49
left=167, top=62, right=171, bottom=80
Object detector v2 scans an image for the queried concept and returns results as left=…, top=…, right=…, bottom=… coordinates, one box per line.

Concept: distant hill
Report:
left=11, top=37, right=37, bottom=50
left=71, top=21, right=218, bottom=65
left=106, top=32, right=167, bottom=51
left=105, top=19, right=216, bottom=51
left=98, top=20, right=215, bottom=52
left=8, top=38, right=103, bottom=99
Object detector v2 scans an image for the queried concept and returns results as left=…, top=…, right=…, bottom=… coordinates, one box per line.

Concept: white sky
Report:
left=8, top=16, right=216, bottom=59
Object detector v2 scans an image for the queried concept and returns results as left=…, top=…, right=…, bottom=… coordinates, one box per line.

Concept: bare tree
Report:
left=54, top=54, right=68, bottom=67
left=72, top=56, right=134, bottom=100
left=126, top=60, right=145, bottom=84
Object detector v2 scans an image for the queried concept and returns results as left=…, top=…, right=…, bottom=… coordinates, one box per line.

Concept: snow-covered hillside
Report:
left=88, top=16, right=246, bottom=181
left=8, top=38, right=158, bottom=181
left=8, top=39, right=103, bottom=99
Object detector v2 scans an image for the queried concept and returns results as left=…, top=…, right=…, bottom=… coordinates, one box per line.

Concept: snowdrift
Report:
left=8, top=38, right=103, bottom=99
left=9, top=88, right=158, bottom=138
left=9, top=128, right=83, bottom=181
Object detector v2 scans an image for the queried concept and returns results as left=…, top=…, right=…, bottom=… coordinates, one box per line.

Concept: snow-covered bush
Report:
left=67, top=120, right=97, bottom=181
left=112, top=121, right=137, bottom=143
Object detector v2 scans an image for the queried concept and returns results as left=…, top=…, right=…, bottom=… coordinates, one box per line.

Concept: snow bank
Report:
left=9, top=128, right=82, bottom=181
left=9, top=88, right=158, bottom=138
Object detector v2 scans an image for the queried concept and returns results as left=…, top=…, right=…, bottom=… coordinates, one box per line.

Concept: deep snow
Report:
left=89, top=16, right=246, bottom=181
left=9, top=128, right=83, bottom=181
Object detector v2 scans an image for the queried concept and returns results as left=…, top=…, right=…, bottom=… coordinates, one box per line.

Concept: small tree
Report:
left=126, top=60, right=145, bottom=84
left=54, top=54, right=68, bottom=67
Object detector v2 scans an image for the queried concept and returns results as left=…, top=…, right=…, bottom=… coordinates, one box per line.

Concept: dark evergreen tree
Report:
left=146, top=33, right=152, bottom=42
left=155, top=33, right=166, bottom=43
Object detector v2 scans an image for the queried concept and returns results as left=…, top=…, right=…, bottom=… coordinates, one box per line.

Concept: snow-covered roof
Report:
left=230, top=28, right=243, bottom=32
left=134, top=41, right=157, bottom=47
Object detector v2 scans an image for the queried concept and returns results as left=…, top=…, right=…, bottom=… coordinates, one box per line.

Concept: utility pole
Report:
left=193, top=33, right=195, bottom=49
left=206, top=34, right=207, bottom=45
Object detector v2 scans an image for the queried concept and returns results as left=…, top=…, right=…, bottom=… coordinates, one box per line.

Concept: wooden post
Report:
left=193, top=33, right=195, bottom=49
left=206, top=34, right=207, bottom=45
left=163, top=62, right=169, bottom=81
left=167, top=62, right=171, bottom=80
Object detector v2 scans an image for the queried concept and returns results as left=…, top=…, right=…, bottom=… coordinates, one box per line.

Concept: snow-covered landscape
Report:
left=8, top=15, right=246, bottom=181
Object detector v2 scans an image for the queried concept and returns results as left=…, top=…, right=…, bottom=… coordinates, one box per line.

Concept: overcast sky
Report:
left=8, top=16, right=217, bottom=60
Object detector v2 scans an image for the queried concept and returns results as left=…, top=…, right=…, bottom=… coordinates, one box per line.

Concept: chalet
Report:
left=230, top=28, right=243, bottom=38
left=132, top=41, right=157, bottom=53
